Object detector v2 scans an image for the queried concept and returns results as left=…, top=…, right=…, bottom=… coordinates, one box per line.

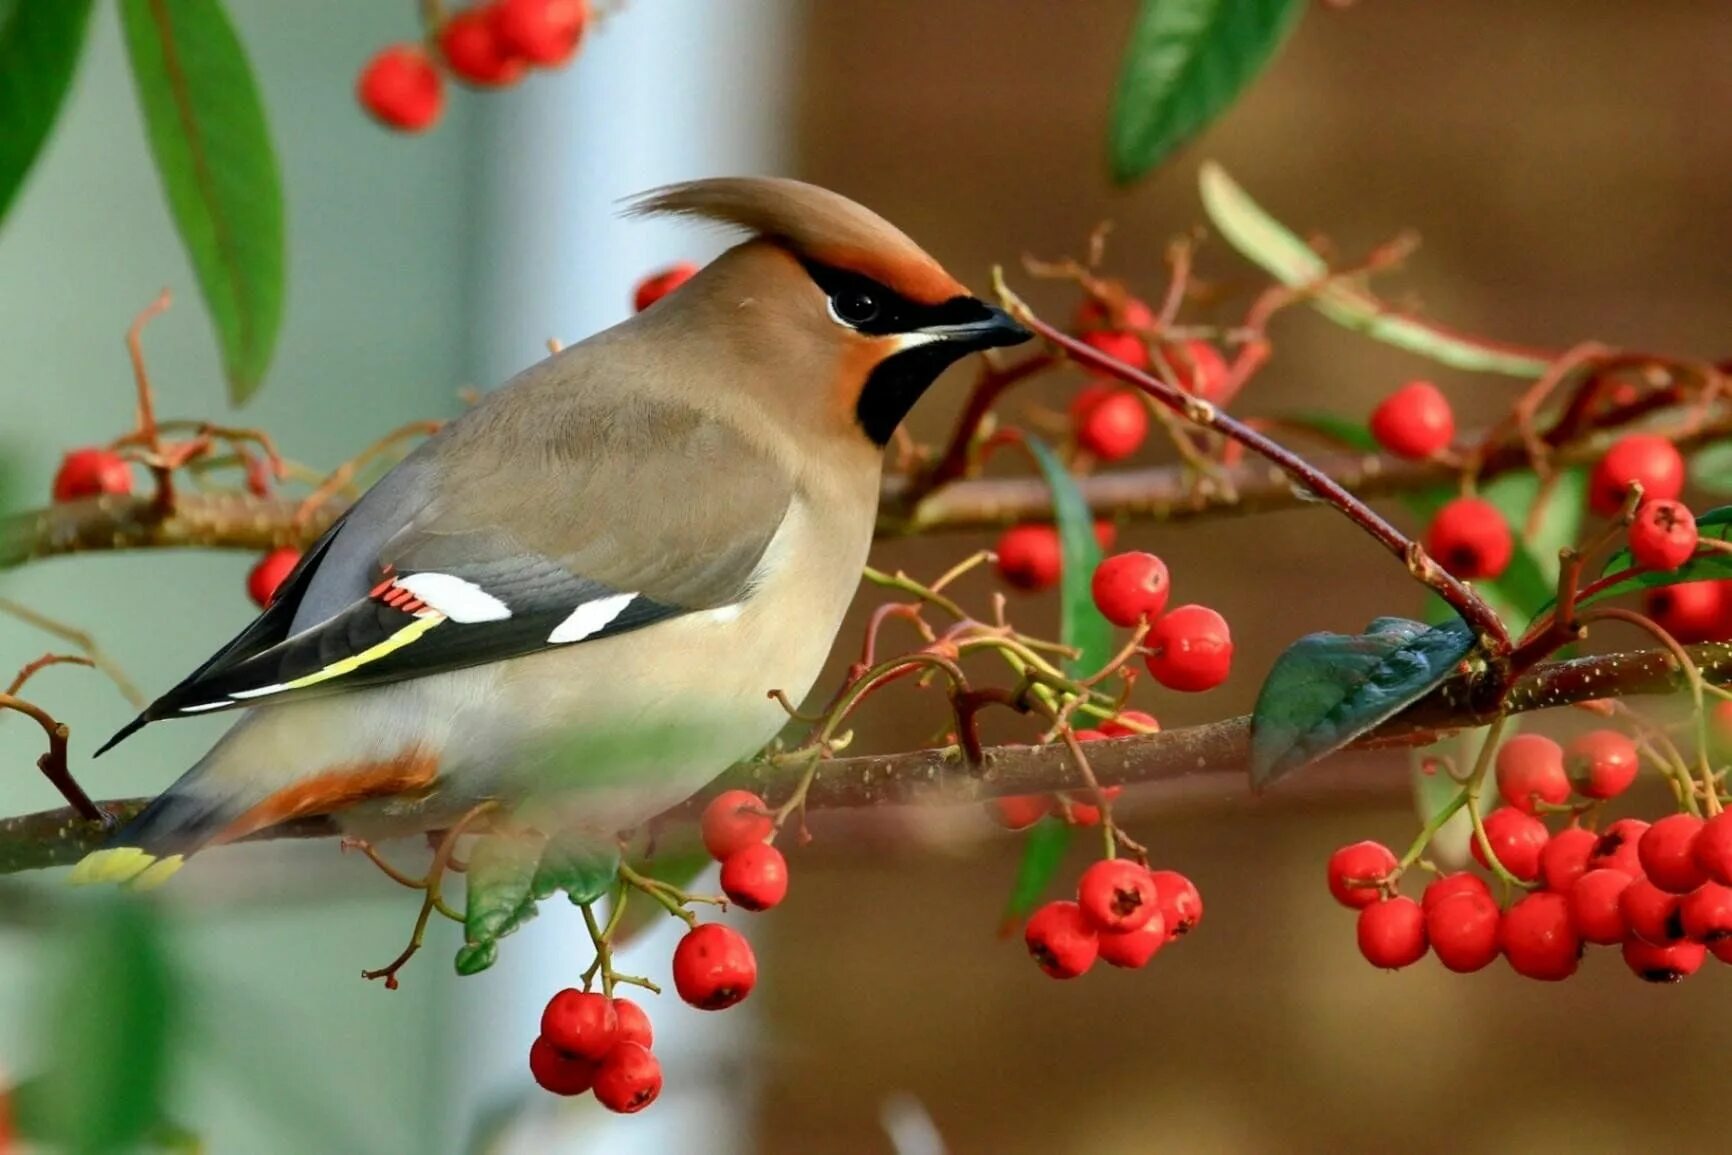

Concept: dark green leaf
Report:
left=19, top=898, right=177, bottom=1154
left=1525, top=504, right=1732, bottom=623
left=0, top=0, right=96, bottom=233
left=1250, top=616, right=1478, bottom=789
left=531, top=832, right=618, bottom=905
left=1110, top=0, right=1304, bottom=184
left=119, top=0, right=284, bottom=402
left=1279, top=410, right=1378, bottom=454
left=457, top=831, right=546, bottom=976
left=998, top=817, right=1070, bottom=933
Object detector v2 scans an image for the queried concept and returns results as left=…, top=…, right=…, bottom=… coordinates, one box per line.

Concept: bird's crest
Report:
left=626, top=176, right=968, bottom=306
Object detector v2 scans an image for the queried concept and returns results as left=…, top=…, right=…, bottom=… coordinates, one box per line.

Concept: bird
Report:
left=71, top=176, right=1031, bottom=888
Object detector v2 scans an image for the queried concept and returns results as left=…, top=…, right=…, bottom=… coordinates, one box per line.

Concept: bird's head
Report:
left=626, top=176, right=1031, bottom=449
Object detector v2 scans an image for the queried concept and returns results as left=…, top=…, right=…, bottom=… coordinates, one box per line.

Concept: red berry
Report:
left=1369, top=381, right=1455, bottom=460
left=1147, top=869, right=1203, bottom=938
left=1325, top=840, right=1396, bottom=910
left=540, top=989, right=618, bottom=1062
left=494, top=0, right=589, bottom=66
left=1619, top=877, right=1686, bottom=945
left=1590, top=433, right=1685, bottom=516
left=1713, top=938, right=1732, bottom=966
left=1076, top=859, right=1159, bottom=933
left=439, top=8, right=525, bottom=87
left=1494, top=733, right=1570, bottom=815
left=1569, top=868, right=1634, bottom=945
left=995, top=524, right=1061, bottom=592
left=720, top=843, right=788, bottom=912
left=1075, top=294, right=1153, bottom=333
left=1471, top=807, right=1548, bottom=881
left=1098, top=709, right=1159, bottom=738
left=1638, top=813, right=1707, bottom=894
left=1680, top=881, right=1732, bottom=942
left=1058, top=784, right=1119, bottom=828
left=247, top=547, right=301, bottom=609
left=1425, top=497, right=1514, bottom=580
left=1586, top=818, right=1650, bottom=876
left=633, top=263, right=697, bottom=313
left=51, top=448, right=132, bottom=502
left=1093, top=521, right=1118, bottom=552
left=1161, top=339, right=1228, bottom=401
left=1644, top=581, right=1729, bottom=643
left=1426, top=890, right=1501, bottom=973
left=699, top=790, right=772, bottom=861
left=1095, top=913, right=1168, bottom=969
left=1565, top=730, right=1640, bottom=800
left=1356, top=896, right=1427, bottom=969
left=1422, top=872, right=1493, bottom=912
left=1144, top=605, right=1232, bottom=692
left=1079, top=329, right=1148, bottom=370
left=612, top=998, right=653, bottom=1050
left=529, top=1035, right=596, bottom=1096
left=357, top=45, right=444, bottom=132
left=1074, top=389, right=1148, bottom=462
left=1091, top=552, right=1171, bottom=628
left=1694, top=811, right=1732, bottom=885
left=672, top=924, right=757, bottom=1010
left=989, top=794, right=1051, bottom=831
left=1537, top=826, right=1596, bottom=894
left=1499, top=891, right=1581, bottom=981
left=1024, top=900, right=1098, bottom=979
left=1621, top=937, right=1706, bottom=983
left=592, top=1042, right=662, bottom=1114
left=1627, top=500, right=1698, bottom=571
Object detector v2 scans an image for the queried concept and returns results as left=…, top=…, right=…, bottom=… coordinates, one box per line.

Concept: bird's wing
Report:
left=103, top=388, right=795, bottom=748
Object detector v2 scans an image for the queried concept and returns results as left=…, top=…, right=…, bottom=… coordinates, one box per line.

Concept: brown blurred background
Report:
left=751, top=3, right=1732, bottom=1152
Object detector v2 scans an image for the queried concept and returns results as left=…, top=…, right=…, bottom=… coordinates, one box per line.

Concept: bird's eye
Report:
left=831, top=288, right=880, bottom=327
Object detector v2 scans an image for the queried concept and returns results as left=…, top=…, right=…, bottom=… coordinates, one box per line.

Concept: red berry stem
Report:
left=998, top=284, right=1512, bottom=655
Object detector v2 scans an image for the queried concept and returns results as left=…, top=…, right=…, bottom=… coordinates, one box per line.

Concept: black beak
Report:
left=921, top=303, right=1032, bottom=351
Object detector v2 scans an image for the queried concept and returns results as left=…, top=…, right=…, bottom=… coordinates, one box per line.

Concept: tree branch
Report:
left=1, top=642, right=1724, bottom=877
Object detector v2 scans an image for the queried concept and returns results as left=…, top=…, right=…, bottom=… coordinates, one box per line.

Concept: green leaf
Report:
left=998, top=437, right=1119, bottom=926
left=1538, top=504, right=1732, bottom=615
left=1250, top=616, right=1478, bottom=790
left=1279, top=410, right=1379, bottom=453
left=1199, top=162, right=1551, bottom=378
left=1109, top=0, right=1304, bottom=184
left=457, top=831, right=547, bottom=976
left=0, top=0, right=97, bottom=233
left=17, top=898, right=177, bottom=1154
left=531, top=832, right=619, bottom=905
left=1691, top=440, right=1732, bottom=495
left=119, top=0, right=284, bottom=402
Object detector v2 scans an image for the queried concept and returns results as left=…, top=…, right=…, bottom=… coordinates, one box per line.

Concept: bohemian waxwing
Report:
left=72, top=175, right=1030, bottom=887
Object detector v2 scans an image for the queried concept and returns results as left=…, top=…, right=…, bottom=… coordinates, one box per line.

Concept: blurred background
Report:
left=2, top=1, right=1730, bottom=1152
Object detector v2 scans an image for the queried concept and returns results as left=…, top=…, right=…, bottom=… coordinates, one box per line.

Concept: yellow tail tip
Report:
left=129, top=855, right=185, bottom=891
left=68, top=847, right=157, bottom=886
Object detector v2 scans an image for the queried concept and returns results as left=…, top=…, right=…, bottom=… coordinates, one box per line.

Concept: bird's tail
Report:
left=67, top=783, right=246, bottom=889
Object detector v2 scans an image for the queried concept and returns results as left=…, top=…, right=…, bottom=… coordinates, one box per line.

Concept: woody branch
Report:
left=0, top=641, right=1724, bottom=876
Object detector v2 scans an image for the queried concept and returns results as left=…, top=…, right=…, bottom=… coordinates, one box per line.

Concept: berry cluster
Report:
left=1025, top=860, right=1202, bottom=978
left=1332, top=727, right=1732, bottom=983
left=530, top=990, right=661, bottom=1111
left=529, top=790, right=781, bottom=1109
left=358, top=0, right=590, bottom=133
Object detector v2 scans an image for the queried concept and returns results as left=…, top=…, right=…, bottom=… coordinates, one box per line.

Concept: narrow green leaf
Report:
left=1250, top=616, right=1478, bottom=790
left=119, top=0, right=284, bottom=402
left=457, top=831, right=546, bottom=976
left=1025, top=436, right=1112, bottom=678
left=0, top=0, right=96, bottom=232
left=20, top=898, right=176, bottom=1154
left=1689, top=440, right=1732, bottom=495
left=531, top=832, right=619, bottom=905
left=1109, top=0, right=1304, bottom=184
left=1279, top=410, right=1379, bottom=453
left=999, top=437, right=1119, bottom=926
left=1199, top=162, right=1551, bottom=377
